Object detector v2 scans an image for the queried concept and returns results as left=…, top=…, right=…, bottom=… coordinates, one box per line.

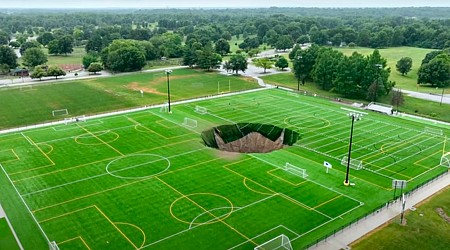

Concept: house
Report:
left=12, top=68, right=29, bottom=77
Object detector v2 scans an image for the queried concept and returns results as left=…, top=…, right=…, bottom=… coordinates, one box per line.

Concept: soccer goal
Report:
left=424, top=127, right=443, bottom=136
left=182, top=117, right=197, bottom=128
left=64, top=115, right=86, bottom=125
left=49, top=241, right=60, bottom=250
left=52, top=109, right=68, bottom=117
left=441, top=152, right=450, bottom=168
left=217, top=80, right=231, bottom=94
left=283, top=162, right=308, bottom=178
left=19, top=85, right=34, bottom=92
left=195, top=105, right=207, bottom=115
left=254, top=234, right=293, bottom=250
left=160, top=103, right=169, bottom=113
left=341, top=156, right=363, bottom=170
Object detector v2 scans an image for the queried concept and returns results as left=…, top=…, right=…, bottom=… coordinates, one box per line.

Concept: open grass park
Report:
left=0, top=85, right=448, bottom=249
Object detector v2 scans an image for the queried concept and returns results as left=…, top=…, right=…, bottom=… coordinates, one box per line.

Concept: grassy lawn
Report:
left=336, top=47, right=448, bottom=94
left=0, top=69, right=259, bottom=129
left=0, top=88, right=447, bottom=249
left=17, top=47, right=86, bottom=67
left=0, top=218, right=20, bottom=250
left=351, top=187, right=450, bottom=250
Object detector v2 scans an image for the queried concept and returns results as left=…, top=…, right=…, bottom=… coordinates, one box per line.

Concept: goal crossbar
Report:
left=424, top=127, right=443, bottom=136
left=52, top=109, right=68, bottom=117
left=182, top=117, right=197, bottom=128
left=440, top=152, right=450, bottom=168
left=341, top=156, right=363, bottom=170
left=283, top=163, right=308, bottom=178
left=254, top=234, right=293, bottom=250
left=195, top=105, right=207, bottom=115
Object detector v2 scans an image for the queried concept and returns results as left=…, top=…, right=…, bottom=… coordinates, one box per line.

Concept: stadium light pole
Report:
left=344, top=112, right=363, bottom=186
left=374, top=64, right=382, bottom=102
left=165, top=69, right=172, bottom=113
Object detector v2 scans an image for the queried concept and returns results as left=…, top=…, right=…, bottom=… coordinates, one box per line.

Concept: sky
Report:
left=3, top=0, right=450, bottom=9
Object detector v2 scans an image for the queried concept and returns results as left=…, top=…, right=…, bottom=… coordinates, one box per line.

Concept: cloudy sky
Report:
left=4, top=0, right=450, bottom=8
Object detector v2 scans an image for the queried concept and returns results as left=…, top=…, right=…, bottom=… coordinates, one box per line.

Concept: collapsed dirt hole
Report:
left=201, top=123, right=300, bottom=153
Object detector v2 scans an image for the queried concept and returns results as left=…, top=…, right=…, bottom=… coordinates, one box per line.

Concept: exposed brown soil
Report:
left=127, top=82, right=165, bottom=95
left=214, top=130, right=284, bottom=153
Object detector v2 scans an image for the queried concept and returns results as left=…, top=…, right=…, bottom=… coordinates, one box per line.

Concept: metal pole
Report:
left=165, top=70, right=172, bottom=113
left=344, top=115, right=355, bottom=186
left=393, top=185, right=397, bottom=200
left=440, top=88, right=444, bottom=106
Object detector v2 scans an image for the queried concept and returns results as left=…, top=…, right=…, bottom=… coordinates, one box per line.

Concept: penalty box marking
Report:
left=40, top=205, right=138, bottom=249
left=0, top=149, right=20, bottom=163
left=58, top=236, right=91, bottom=250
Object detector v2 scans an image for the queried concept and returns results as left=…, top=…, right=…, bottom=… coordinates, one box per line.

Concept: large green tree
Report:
left=396, top=57, right=413, bottom=76
left=22, top=47, right=47, bottom=68
left=36, top=32, right=54, bottom=46
left=275, top=56, right=289, bottom=70
left=197, top=49, right=222, bottom=71
left=292, top=44, right=320, bottom=88
left=215, top=39, right=230, bottom=56
left=19, top=41, right=40, bottom=55
left=0, top=45, right=18, bottom=69
left=253, top=57, right=273, bottom=73
left=312, top=48, right=344, bottom=90
left=418, top=54, right=450, bottom=87
left=30, top=65, right=47, bottom=80
left=87, top=62, right=103, bottom=74
left=47, top=65, right=66, bottom=79
left=227, top=54, right=248, bottom=74
left=275, top=35, right=294, bottom=51
left=103, top=40, right=146, bottom=72
left=82, top=53, right=99, bottom=69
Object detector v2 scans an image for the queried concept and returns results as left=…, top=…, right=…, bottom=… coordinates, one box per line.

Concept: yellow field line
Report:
left=25, top=135, right=56, bottom=165
left=242, top=178, right=273, bottom=196
left=414, top=150, right=442, bottom=168
left=313, top=195, right=343, bottom=209
left=154, top=176, right=258, bottom=246
left=115, top=222, right=146, bottom=248
left=77, top=124, right=124, bottom=156
left=130, top=117, right=193, bottom=139
left=94, top=205, right=138, bottom=249
left=39, top=206, right=95, bottom=223
left=59, top=236, right=92, bottom=250
left=364, top=162, right=412, bottom=179
left=266, top=168, right=307, bottom=186
left=14, top=139, right=198, bottom=182
left=32, top=157, right=222, bottom=213
left=364, top=135, right=425, bottom=161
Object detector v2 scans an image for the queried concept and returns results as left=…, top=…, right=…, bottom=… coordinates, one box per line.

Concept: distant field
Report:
left=336, top=47, right=446, bottom=94
left=0, top=89, right=448, bottom=250
left=351, top=186, right=450, bottom=250
left=0, top=69, right=259, bottom=129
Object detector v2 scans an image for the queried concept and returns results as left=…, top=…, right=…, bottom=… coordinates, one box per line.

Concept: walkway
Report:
left=310, top=172, right=449, bottom=250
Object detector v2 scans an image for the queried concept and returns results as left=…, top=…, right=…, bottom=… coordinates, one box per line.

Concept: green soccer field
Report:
left=0, top=88, right=448, bottom=250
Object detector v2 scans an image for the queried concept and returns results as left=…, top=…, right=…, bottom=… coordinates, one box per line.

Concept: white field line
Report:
left=290, top=200, right=364, bottom=243
left=409, top=164, right=447, bottom=181
left=21, top=148, right=206, bottom=197
left=0, top=164, right=52, bottom=245
left=249, top=154, right=359, bottom=218
left=228, top=224, right=299, bottom=250
left=20, top=133, right=33, bottom=145
left=0, top=87, right=269, bottom=136
left=374, top=137, right=441, bottom=172
left=141, top=194, right=278, bottom=249
left=0, top=204, right=24, bottom=250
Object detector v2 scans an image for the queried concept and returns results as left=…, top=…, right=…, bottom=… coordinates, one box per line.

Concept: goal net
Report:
left=64, top=115, right=86, bottom=125
left=341, top=156, right=363, bottom=170
left=19, top=85, right=34, bottom=91
left=254, top=234, right=293, bottom=250
left=195, top=105, right=207, bottom=115
left=441, top=152, right=450, bottom=168
left=182, top=117, right=197, bottom=128
left=49, top=241, right=60, bottom=250
left=424, top=127, right=443, bottom=136
left=52, top=109, right=68, bottom=116
left=160, top=103, right=169, bottom=113
left=283, top=163, right=308, bottom=178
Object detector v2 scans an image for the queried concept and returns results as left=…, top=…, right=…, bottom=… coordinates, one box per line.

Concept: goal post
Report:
left=341, top=156, right=363, bottom=170
left=195, top=105, right=207, bottom=115
left=182, top=117, right=197, bottom=128
left=52, top=109, right=68, bottom=117
left=64, top=115, right=86, bottom=125
left=49, top=241, right=60, bottom=250
left=284, top=162, right=308, bottom=178
left=160, top=103, right=169, bottom=113
left=441, top=152, right=450, bottom=168
left=254, top=234, right=293, bottom=250
left=424, top=127, right=443, bottom=136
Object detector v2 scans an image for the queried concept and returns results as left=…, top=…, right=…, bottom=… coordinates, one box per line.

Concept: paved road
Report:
left=399, top=89, right=450, bottom=105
